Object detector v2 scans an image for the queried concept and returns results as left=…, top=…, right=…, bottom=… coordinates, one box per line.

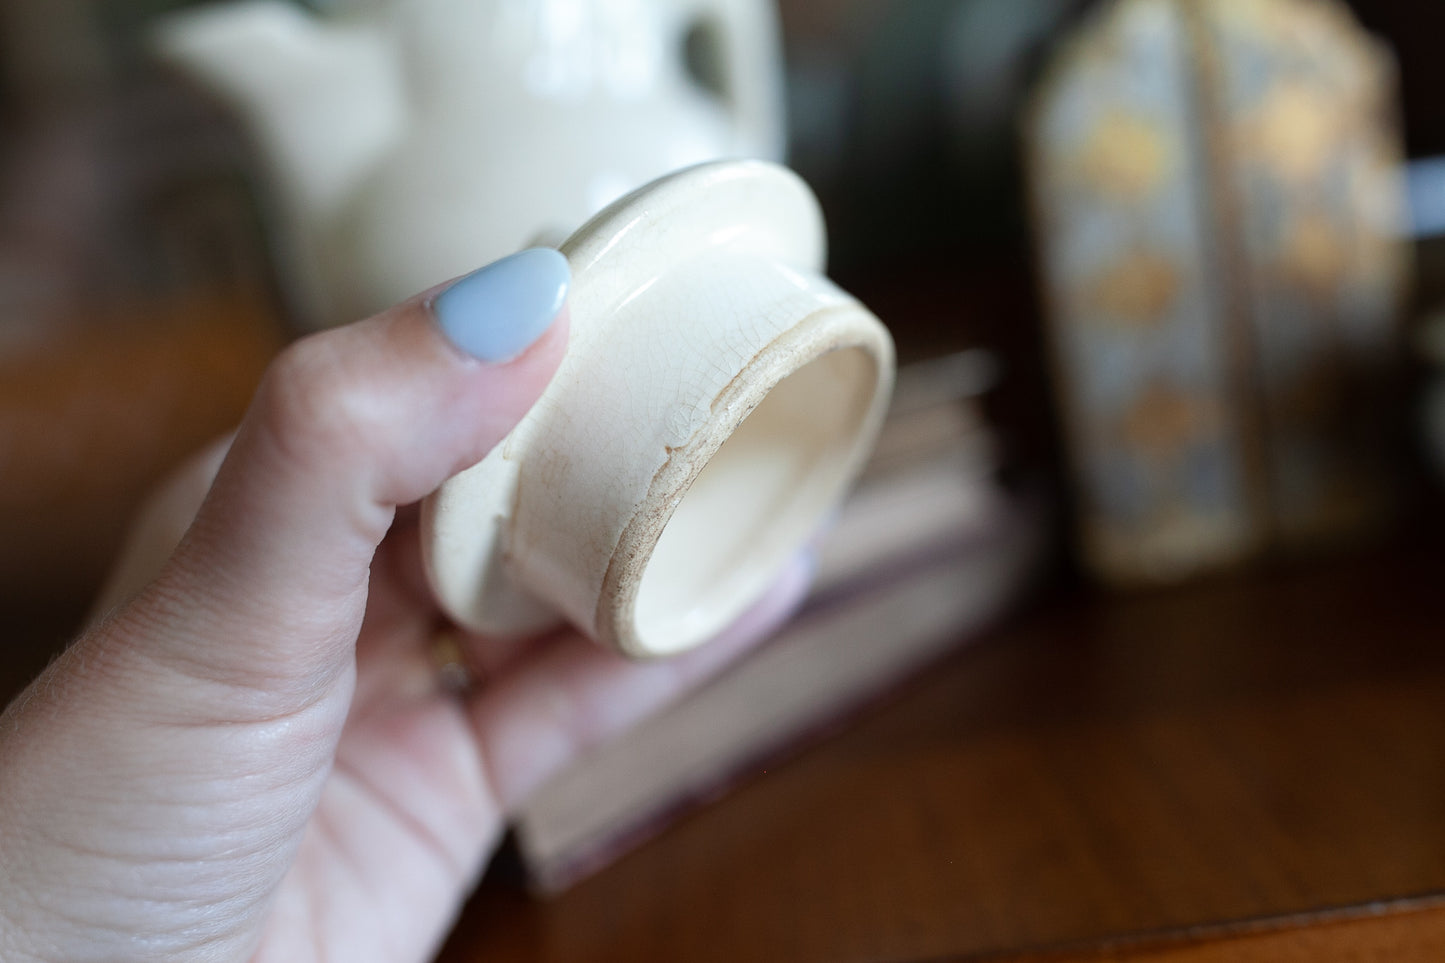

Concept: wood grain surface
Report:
left=440, top=528, right=1445, bottom=962
left=999, top=898, right=1445, bottom=961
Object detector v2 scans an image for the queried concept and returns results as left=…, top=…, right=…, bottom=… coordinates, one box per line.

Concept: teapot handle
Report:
left=671, top=0, right=787, bottom=161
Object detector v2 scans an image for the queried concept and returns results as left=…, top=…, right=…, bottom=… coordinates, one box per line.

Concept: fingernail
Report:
left=433, top=248, right=570, bottom=363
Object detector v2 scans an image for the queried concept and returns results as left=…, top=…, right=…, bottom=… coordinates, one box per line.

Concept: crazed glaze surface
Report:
left=422, top=161, right=895, bottom=658
left=153, top=0, right=785, bottom=328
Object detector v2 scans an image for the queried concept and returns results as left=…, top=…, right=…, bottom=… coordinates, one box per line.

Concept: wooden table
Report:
left=6, top=504, right=1444, bottom=962
left=438, top=526, right=1445, bottom=962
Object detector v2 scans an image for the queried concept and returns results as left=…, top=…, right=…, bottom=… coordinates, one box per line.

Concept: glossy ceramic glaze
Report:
left=422, top=160, right=895, bottom=658
left=154, top=0, right=785, bottom=328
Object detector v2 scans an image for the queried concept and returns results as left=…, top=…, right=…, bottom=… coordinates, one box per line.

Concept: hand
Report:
left=0, top=251, right=810, bottom=963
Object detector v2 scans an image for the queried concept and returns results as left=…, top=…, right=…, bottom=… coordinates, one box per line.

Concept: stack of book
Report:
left=503, top=351, right=1049, bottom=893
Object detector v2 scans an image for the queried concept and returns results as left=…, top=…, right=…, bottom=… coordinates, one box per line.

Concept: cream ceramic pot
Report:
left=154, top=0, right=785, bottom=328
left=422, top=161, right=895, bottom=658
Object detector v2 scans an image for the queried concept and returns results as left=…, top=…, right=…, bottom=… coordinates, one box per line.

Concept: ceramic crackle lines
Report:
left=423, top=161, right=896, bottom=659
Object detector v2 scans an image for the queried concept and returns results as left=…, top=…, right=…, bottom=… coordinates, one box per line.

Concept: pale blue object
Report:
left=1408, top=157, right=1445, bottom=239
left=433, top=248, right=570, bottom=362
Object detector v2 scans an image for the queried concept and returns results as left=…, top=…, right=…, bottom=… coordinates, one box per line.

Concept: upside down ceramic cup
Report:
left=421, top=161, right=896, bottom=658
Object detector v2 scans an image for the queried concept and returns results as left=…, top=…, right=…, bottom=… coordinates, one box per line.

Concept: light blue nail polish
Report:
left=433, top=248, right=570, bottom=362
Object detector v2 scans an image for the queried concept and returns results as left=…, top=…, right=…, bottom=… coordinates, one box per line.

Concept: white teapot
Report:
left=154, top=0, right=785, bottom=327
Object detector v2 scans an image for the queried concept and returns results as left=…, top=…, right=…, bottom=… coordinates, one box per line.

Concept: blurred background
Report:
left=3, top=0, right=1445, bottom=785
left=13, top=5, right=1445, bottom=955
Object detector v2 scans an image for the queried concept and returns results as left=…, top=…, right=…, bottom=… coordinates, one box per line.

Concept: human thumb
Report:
left=104, top=248, right=570, bottom=716
left=0, top=249, right=568, bottom=962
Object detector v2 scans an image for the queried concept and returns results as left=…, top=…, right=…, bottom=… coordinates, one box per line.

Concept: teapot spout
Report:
left=153, top=0, right=401, bottom=226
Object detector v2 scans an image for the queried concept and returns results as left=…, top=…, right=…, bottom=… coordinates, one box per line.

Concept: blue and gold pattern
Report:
left=1029, top=0, right=1407, bottom=585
